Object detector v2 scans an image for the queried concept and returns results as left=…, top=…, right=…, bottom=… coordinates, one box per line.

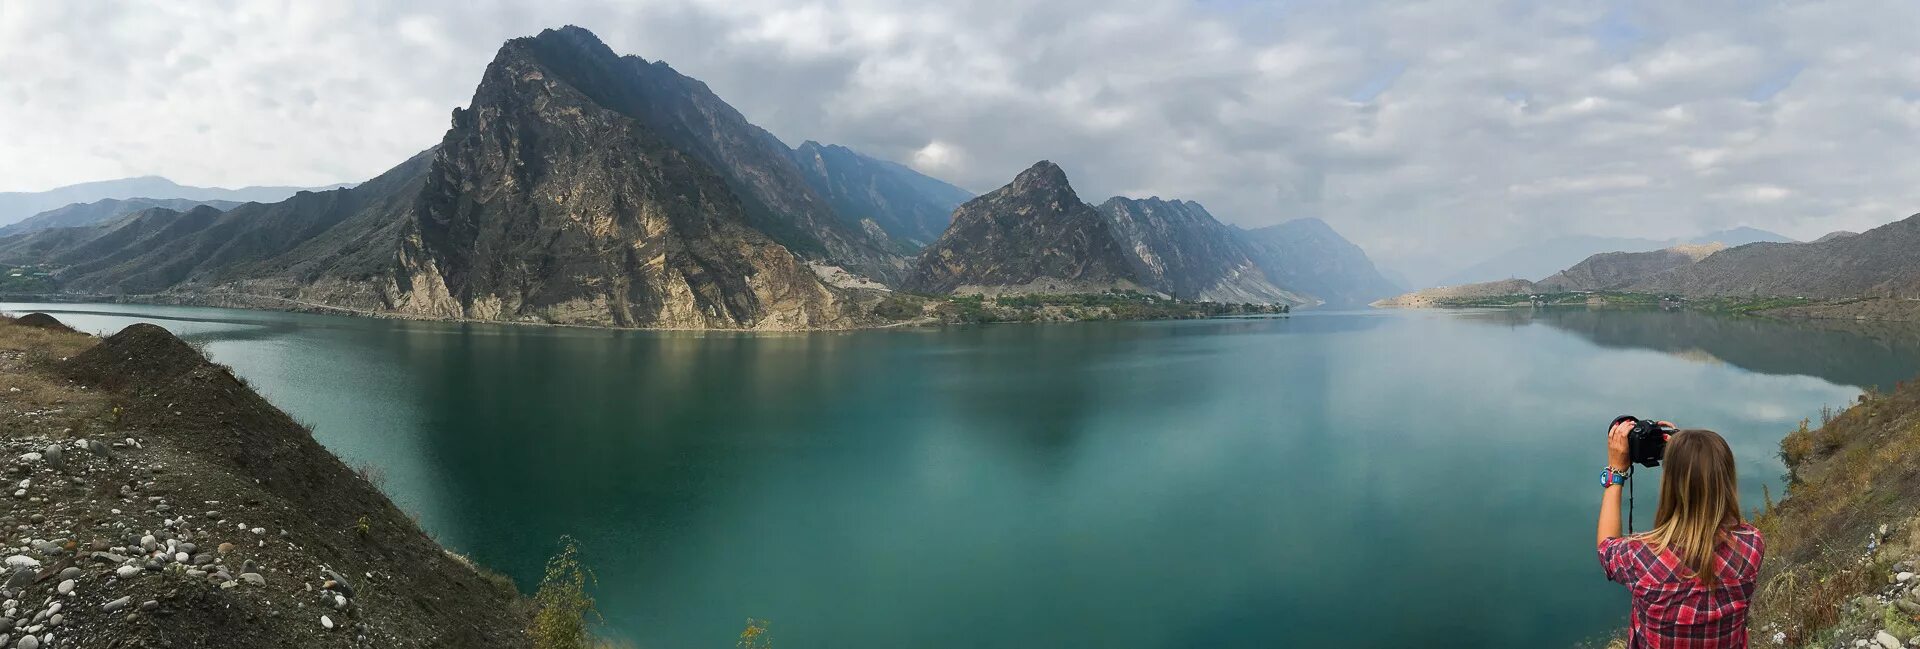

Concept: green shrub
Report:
left=872, top=295, right=922, bottom=321
left=533, top=536, right=599, bottom=649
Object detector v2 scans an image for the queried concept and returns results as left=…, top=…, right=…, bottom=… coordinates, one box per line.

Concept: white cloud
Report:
left=3, top=0, right=1920, bottom=285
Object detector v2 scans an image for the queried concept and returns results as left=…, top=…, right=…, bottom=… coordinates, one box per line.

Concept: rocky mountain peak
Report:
left=1009, top=161, right=1074, bottom=197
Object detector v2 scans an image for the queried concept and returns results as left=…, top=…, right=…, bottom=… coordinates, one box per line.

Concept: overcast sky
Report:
left=5, top=1, right=1919, bottom=282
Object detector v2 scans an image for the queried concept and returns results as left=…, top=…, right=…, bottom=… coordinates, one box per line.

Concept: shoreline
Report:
left=0, top=291, right=1289, bottom=334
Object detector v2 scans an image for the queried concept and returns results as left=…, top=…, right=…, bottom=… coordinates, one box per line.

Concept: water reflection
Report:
left=1460, top=308, right=1920, bottom=390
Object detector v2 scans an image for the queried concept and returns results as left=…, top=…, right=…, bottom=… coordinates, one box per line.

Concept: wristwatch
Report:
left=1600, top=466, right=1629, bottom=488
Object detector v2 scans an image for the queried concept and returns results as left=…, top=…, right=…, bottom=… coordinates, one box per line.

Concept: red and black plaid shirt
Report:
left=1598, top=524, right=1764, bottom=648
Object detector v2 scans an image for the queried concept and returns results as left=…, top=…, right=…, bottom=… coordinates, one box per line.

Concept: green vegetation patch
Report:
left=0, top=264, right=56, bottom=293
left=924, top=290, right=1288, bottom=324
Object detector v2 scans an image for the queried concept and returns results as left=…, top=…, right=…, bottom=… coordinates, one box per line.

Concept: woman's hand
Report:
left=1607, top=420, right=1633, bottom=470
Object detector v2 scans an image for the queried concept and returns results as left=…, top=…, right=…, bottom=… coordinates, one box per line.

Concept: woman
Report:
left=1597, top=420, right=1764, bottom=648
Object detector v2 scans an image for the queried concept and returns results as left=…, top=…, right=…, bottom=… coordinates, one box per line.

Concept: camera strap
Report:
left=1627, top=467, right=1636, bottom=534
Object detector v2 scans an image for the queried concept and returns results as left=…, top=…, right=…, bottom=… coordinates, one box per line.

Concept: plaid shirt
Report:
left=1598, top=524, right=1764, bottom=648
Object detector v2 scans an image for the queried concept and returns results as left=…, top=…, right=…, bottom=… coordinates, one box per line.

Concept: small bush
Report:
left=533, top=536, right=599, bottom=649
left=872, top=295, right=922, bottom=321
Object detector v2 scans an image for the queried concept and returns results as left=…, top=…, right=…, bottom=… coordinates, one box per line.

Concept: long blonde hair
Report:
left=1636, top=428, right=1744, bottom=587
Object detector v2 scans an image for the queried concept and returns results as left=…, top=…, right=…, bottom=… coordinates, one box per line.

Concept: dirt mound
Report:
left=35, top=322, right=533, bottom=648
left=13, top=311, right=74, bottom=332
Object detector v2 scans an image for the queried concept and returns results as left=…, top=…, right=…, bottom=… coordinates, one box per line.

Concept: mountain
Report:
left=1631, top=214, right=1920, bottom=299
left=1814, top=230, right=1859, bottom=243
left=1239, top=218, right=1400, bottom=308
left=1684, top=226, right=1793, bottom=247
left=590, top=35, right=907, bottom=284
left=0, top=150, right=435, bottom=296
left=1439, top=228, right=1795, bottom=287
left=0, top=176, right=351, bottom=227
left=0, top=26, right=884, bottom=330
left=905, top=161, right=1144, bottom=295
left=789, top=141, right=973, bottom=248
left=1537, top=243, right=1723, bottom=291
left=1096, top=197, right=1301, bottom=304
left=1438, top=235, right=1664, bottom=286
left=0, top=197, right=243, bottom=237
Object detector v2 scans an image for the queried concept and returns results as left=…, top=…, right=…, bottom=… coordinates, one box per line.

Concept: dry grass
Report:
left=0, top=314, right=110, bottom=439
left=0, top=313, right=97, bottom=358
left=1748, top=379, right=1920, bottom=645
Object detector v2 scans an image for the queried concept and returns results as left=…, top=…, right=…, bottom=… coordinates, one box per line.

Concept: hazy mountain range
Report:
left=0, top=26, right=1408, bottom=326
left=0, top=177, right=351, bottom=228
left=0, top=197, right=243, bottom=238
left=903, top=160, right=1398, bottom=308
left=1631, top=215, right=1920, bottom=299
left=1379, top=213, right=1920, bottom=307
left=1436, top=227, right=1795, bottom=287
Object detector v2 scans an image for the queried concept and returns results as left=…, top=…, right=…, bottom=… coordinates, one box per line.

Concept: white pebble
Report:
left=321, top=615, right=335, bottom=630
left=54, top=580, right=72, bottom=596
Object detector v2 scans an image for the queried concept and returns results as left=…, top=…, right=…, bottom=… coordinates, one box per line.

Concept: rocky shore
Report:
left=0, top=313, right=531, bottom=648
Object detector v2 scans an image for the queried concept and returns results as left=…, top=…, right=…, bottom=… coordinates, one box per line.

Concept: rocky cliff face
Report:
left=789, top=141, right=972, bottom=248
left=905, top=161, right=1142, bottom=295
left=1537, top=243, right=1723, bottom=291
left=1095, top=197, right=1301, bottom=303
left=588, top=33, right=907, bottom=284
left=1239, top=218, right=1399, bottom=308
left=1631, top=214, right=1920, bottom=299
left=389, top=27, right=855, bottom=329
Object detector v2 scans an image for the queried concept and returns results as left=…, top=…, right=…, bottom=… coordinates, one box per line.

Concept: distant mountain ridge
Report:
left=0, top=197, right=243, bottom=237
left=789, top=141, right=972, bottom=248
left=1376, top=243, right=1728, bottom=307
left=1438, top=227, right=1795, bottom=287
left=1537, top=243, right=1723, bottom=291
left=1240, top=218, right=1401, bottom=308
left=1631, top=213, right=1920, bottom=299
left=905, top=161, right=1398, bottom=307
left=1096, top=196, right=1303, bottom=304
left=1379, top=214, right=1920, bottom=309
left=0, top=176, right=352, bottom=228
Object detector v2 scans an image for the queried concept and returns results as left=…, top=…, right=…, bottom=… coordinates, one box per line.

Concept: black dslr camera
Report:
left=1612, top=415, right=1674, bottom=467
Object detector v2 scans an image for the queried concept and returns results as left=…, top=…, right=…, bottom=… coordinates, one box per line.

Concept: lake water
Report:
left=8, top=302, right=1914, bottom=648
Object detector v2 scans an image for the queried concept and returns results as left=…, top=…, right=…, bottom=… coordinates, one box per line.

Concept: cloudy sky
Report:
left=4, top=1, right=1919, bottom=282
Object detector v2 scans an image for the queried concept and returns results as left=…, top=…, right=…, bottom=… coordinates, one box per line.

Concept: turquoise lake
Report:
left=8, top=302, right=1913, bottom=648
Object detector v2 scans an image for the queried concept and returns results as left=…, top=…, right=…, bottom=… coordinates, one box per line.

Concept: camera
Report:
left=1612, top=415, right=1673, bottom=468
